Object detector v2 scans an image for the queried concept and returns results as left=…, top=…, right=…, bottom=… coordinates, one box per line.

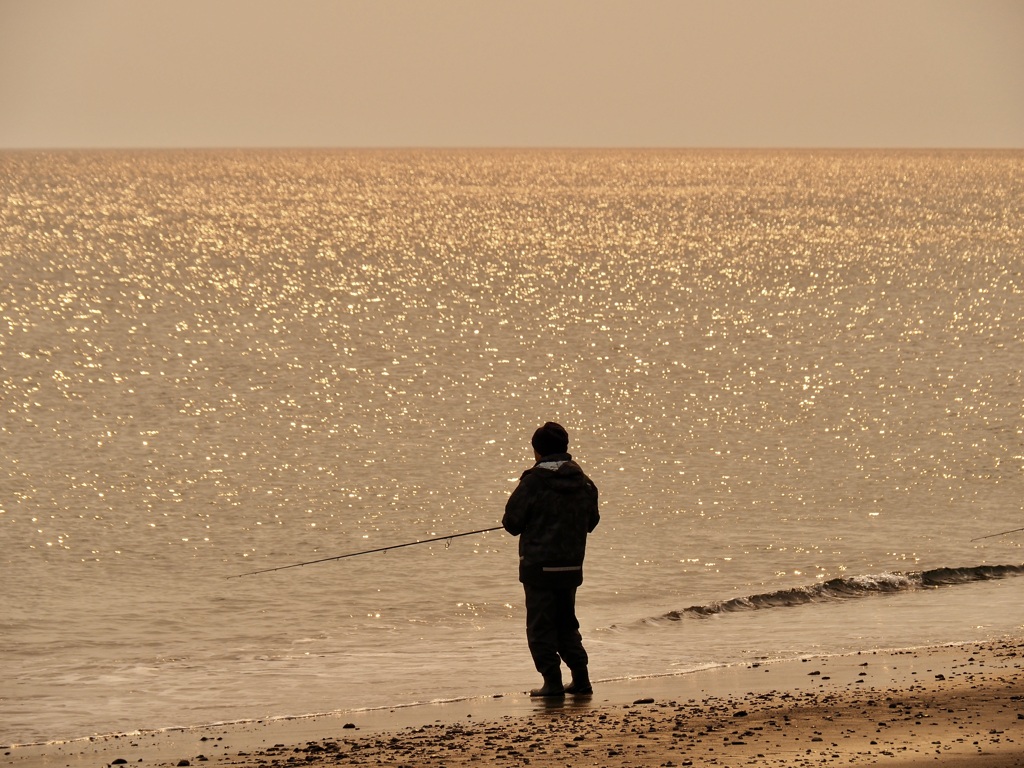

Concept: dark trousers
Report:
left=523, top=583, right=589, bottom=675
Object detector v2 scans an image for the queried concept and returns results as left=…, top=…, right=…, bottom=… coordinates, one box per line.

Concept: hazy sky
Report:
left=1, top=0, right=1022, bottom=149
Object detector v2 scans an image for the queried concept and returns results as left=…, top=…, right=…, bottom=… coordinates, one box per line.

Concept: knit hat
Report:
left=531, top=422, right=569, bottom=456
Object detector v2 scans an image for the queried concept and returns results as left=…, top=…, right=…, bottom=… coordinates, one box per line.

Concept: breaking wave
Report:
left=661, top=563, right=1024, bottom=621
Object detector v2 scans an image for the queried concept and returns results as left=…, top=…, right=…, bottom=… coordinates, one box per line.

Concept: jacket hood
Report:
left=530, top=454, right=592, bottom=494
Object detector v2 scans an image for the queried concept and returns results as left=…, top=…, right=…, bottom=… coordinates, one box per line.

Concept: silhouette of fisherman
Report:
left=502, top=422, right=600, bottom=697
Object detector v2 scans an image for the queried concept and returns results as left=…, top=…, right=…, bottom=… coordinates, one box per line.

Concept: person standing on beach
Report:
left=502, top=422, right=600, bottom=697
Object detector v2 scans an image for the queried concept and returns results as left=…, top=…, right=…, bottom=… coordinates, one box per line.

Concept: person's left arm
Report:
left=502, top=470, right=535, bottom=536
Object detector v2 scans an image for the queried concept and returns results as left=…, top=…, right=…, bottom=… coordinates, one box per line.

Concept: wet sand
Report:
left=5, top=638, right=1022, bottom=768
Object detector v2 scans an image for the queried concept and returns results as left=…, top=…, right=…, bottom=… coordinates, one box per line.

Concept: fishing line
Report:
left=970, top=526, right=1024, bottom=542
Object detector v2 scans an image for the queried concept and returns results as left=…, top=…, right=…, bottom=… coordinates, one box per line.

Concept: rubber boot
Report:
left=530, top=667, right=565, bottom=697
left=564, top=666, right=593, bottom=695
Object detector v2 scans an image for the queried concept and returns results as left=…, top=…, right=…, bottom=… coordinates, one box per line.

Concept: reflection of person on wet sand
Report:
left=502, top=422, right=600, bottom=697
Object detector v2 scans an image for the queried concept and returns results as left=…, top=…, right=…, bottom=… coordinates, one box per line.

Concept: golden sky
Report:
left=1, top=0, right=1022, bottom=148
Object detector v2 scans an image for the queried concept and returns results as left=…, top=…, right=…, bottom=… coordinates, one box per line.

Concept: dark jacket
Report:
left=502, top=453, right=600, bottom=587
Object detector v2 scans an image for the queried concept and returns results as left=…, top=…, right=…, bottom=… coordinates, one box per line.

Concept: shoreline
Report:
left=4, top=638, right=1022, bottom=768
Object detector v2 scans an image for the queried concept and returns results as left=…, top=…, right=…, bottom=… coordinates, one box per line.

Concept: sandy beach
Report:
left=5, top=638, right=1022, bottom=768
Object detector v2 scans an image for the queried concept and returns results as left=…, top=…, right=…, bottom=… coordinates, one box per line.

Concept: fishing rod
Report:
left=228, top=526, right=503, bottom=578
left=971, top=526, right=1024, bottom=543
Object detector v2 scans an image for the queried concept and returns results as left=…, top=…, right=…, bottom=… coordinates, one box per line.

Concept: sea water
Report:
left=1, top=149, right=1022, bottom=745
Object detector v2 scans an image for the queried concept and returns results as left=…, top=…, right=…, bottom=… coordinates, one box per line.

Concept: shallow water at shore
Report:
left=6, top=639, right=1024, bottom=768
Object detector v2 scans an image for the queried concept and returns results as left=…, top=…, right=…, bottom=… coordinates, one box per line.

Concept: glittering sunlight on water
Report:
left=1, top=149, right=1022, bottom=743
